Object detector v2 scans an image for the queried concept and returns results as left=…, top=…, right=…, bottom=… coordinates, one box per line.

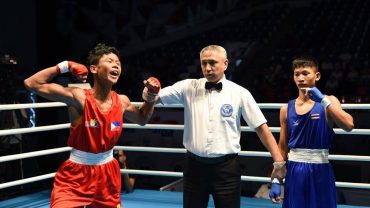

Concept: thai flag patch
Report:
left=111, top=121, right=121, bottom=131
left=311, top=113, right=320, bottom=120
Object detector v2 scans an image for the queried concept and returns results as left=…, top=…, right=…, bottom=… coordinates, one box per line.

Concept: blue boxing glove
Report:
left=309, top=87, right=324, bottom=102
left=304, top=87, right=332, bottom=108
left=269, top=161, right=286, bottom=203
left=269, top=178, right=282, bottom=203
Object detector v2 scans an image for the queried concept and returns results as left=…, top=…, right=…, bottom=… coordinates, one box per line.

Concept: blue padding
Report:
left=0, top=189, right=367, bottom=208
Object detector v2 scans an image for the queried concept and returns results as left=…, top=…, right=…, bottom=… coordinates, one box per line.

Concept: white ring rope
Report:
left=0, top=173, right=56, bottom=189
left=2, top=102, right=370, bottom=111
left=115, top=146, right=370, bottom=162
left=0, top=124, right=70, bottom=136
left=0, top=102, right=369, bottom=191
left=1, top=123, right=370, bottom=136
left=0, top=147, right=72, bottom=163
left=121, top=169, right=274, bottom=184
left=0, top=102, right=183, bottom=110
left=1, top=168, right=369, bottom=190
left=1, top=146, right=369, bottom=163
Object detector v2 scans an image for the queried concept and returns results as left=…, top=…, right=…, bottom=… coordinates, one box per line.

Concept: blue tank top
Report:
left=287, top=99, right=334, bottom=149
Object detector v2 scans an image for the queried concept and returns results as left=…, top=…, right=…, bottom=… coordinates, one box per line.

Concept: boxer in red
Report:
left=24, top=43, right=161, bottom=208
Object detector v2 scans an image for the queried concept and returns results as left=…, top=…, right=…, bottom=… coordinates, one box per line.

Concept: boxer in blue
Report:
left=269, top=55, right=354, bottom=207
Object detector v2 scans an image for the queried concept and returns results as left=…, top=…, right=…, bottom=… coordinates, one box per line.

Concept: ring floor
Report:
left=0, top=189, right=367, bottom=208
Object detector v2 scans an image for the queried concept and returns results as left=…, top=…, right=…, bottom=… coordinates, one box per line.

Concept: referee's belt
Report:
left=186, top=151, right=238, bottom=164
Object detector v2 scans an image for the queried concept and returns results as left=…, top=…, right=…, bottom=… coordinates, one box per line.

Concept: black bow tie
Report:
left=205, top=82, right=222, bottom=91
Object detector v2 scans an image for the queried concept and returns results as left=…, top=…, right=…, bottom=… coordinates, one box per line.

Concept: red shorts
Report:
left=50, top=159, right=121, bottom=208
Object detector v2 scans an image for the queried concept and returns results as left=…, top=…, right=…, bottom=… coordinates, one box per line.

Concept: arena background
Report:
left=0, top=0, right=369, bottom=206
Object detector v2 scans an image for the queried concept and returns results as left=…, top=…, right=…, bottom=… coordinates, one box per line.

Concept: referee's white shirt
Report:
left=158, top=76, right=267, bottom=158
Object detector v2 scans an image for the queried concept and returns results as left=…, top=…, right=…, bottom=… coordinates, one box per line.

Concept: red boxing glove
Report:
left=56, top=61, right=88, bottom=76
left=56, top=61, right=88, bottom=82
left=142, top=77, right=161, bottom=103
left=145, top=77, right=161, bottom=93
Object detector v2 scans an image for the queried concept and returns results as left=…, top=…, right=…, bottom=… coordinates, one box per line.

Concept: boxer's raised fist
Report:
left=142, top=77, right=161, bottom=103
left=302, top=87, right=331, bottom=108
left=144, top=77, right=161, bottom=93
left=56, top=61, right=88, bottom=82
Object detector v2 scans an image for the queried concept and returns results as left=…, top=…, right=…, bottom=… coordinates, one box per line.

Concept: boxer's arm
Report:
left=278, top=105, right=289, bottom=160
left=255, top=124, right=286, bottom=182
left=326, top=96, right=354, bottom=131
left=124, top=77, right=161, bottom=125
left=256, top=123, right=286, bottom=203
left=268, top=105, right=288, bottom=203
left=124, top=96, right=156, bottom=126
left=24, top=62, right=87, bottom=108
left=303, top=87, right=354, bottom=131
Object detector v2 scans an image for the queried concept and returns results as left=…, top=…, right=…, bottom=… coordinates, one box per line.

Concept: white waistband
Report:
left=288, top=148, right=329, bottom=163
left=69, top=148, right=114, bottom=165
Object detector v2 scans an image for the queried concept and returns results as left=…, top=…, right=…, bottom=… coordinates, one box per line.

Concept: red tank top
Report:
left=68, top=89, right=123, bottom=153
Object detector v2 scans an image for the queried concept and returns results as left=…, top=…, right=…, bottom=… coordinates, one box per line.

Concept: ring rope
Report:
left=0, top=124, right=70, bottom=136
left=0, top=102, right=369, bottom=191
left=0, top=102, right=182, bottom=110
left=1, top=169, right=370, bottom=190
left=0, top=173, right=56, bottom=189
left=1, top=146, right=369, bottom=163
left=116, top=146, right=370, bottom=162
left=1, top=123, right=370, bottom=137
left=0, top=147, right=72, bottom=163
left=2, top=102, right=370, bottom=111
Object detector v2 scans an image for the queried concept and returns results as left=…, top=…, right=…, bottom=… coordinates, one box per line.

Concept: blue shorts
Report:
left=283, top=160, right=337, bottom=208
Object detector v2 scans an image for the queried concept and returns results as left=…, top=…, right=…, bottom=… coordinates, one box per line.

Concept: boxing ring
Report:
left=0, top=102, right=370, bottom=208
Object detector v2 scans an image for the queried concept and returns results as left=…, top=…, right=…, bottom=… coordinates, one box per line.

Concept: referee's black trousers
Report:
left=183, top=152, right=241, bottom=208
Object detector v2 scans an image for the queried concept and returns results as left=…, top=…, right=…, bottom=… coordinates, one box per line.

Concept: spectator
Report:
left=115, top=150, right=136, bottom=193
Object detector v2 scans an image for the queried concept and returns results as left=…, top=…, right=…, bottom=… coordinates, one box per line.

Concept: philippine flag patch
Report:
left=111, top=121, right=121, bottom=131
